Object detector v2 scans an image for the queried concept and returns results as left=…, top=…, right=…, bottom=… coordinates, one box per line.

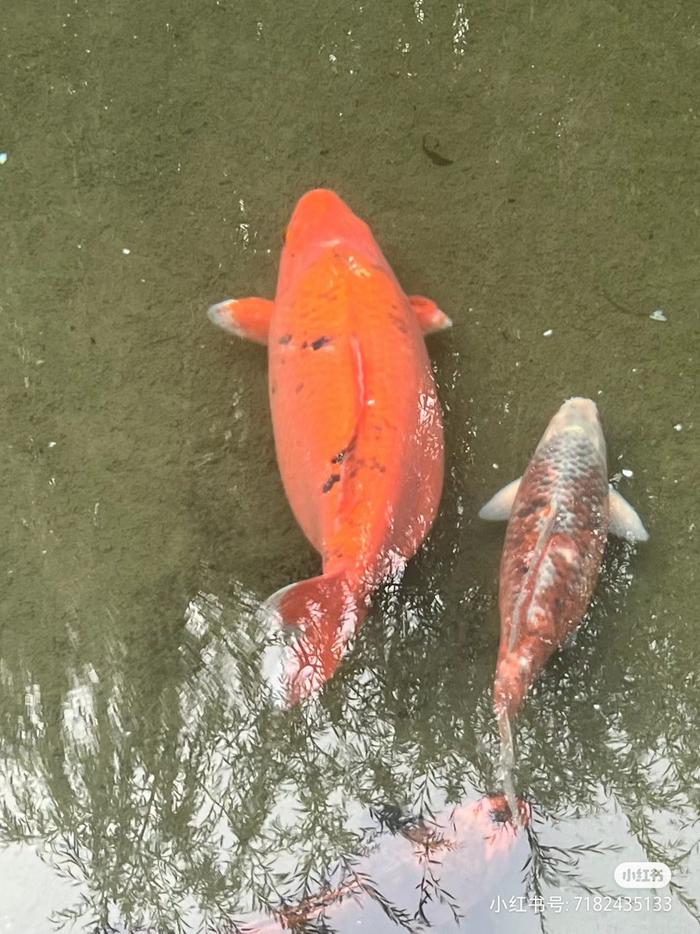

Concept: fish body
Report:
left=480, top=397, right=649, bottom=721
left=209, top=190, right=448, bottom=702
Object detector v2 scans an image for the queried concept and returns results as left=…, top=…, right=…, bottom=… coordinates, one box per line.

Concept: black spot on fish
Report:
left=322, top=473, right=341, bottom=494
left=517, top=503, right=537, bottom=519
left=517, top=497, right=547, bottom=519
left=311, top=336, right=331, bottom=350
left=331, top=435, right=357, bottom=464
left=278, top=333, right=292, bottom=345
left=389, top=313, right=408, bottom=334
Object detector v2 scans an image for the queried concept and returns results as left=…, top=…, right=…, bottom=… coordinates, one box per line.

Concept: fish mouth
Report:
left=561, top=396, right=600, bottom=422
left=540, top=396, right=605, bottom=455
left=556, top=396, right=600, bottom=428
left=284, top=189, right=379, bottom=260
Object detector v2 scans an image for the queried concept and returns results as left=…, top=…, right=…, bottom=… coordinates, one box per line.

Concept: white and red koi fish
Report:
left=479, top=398, right=648, bottom=797
left=208, top=189, right=448, bottom=703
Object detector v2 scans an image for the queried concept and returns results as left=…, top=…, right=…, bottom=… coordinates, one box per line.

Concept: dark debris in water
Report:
left=421, top=134, right=454, bottom=166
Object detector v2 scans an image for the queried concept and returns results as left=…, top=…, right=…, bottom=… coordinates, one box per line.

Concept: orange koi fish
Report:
left=479, top=398, right=648, bottom=796
left=246, top=794, right=530, bottom=932
left=209, top=190, right=449, bottom=703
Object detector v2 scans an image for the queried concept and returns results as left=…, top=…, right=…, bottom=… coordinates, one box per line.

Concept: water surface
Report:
left=1, top=1, right=698, bottom=931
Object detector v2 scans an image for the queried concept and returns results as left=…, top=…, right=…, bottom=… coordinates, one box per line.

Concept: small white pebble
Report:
left=122, top=247, right=131, bottom=255
left=649, top=309, right=667, bottom=322
left=543, top=328, right=553, bottom=337
left=48, top=441, right=57, bottom=448
left=621, top=468, right=634, bottom=478
left=0, top=152, right=8, bottom=165
left=492, top=463, right=499, bottom=469
left=674, top=423, right=683, bottom=432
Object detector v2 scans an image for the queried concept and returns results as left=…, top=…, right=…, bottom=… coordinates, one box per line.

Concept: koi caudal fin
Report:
left=263, top=571, right=367, bottom=705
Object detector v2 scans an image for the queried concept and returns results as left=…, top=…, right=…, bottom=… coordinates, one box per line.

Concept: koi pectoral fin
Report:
left=478, top=478, right=522, bottom=521
left=207, top=297, right=273, bottom=344
left=608, top=487, right=649, bottom=542
left=409, top=295, right=453, bottom=334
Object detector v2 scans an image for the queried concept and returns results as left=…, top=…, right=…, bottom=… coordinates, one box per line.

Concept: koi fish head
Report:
left=537, top=396, right=606, bottom=460
left=281, top=189, right=382, bottom=270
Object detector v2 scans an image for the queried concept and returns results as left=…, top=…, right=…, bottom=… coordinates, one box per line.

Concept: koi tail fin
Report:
left=496, top=706, right=522, bottom=829
left=263, top=571, right=367, bottom=705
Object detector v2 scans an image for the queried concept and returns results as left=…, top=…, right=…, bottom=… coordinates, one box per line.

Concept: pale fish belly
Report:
left=495, top=429, right=610, bottom=718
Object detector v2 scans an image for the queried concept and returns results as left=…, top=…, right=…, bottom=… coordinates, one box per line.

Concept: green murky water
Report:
left=1, top=1, right=698, bottom=931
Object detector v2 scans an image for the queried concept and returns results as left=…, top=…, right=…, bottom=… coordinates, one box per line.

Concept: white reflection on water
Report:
left=0, top=843, right=77, bottom=934
left=452, top=3, right=470, bottom=57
